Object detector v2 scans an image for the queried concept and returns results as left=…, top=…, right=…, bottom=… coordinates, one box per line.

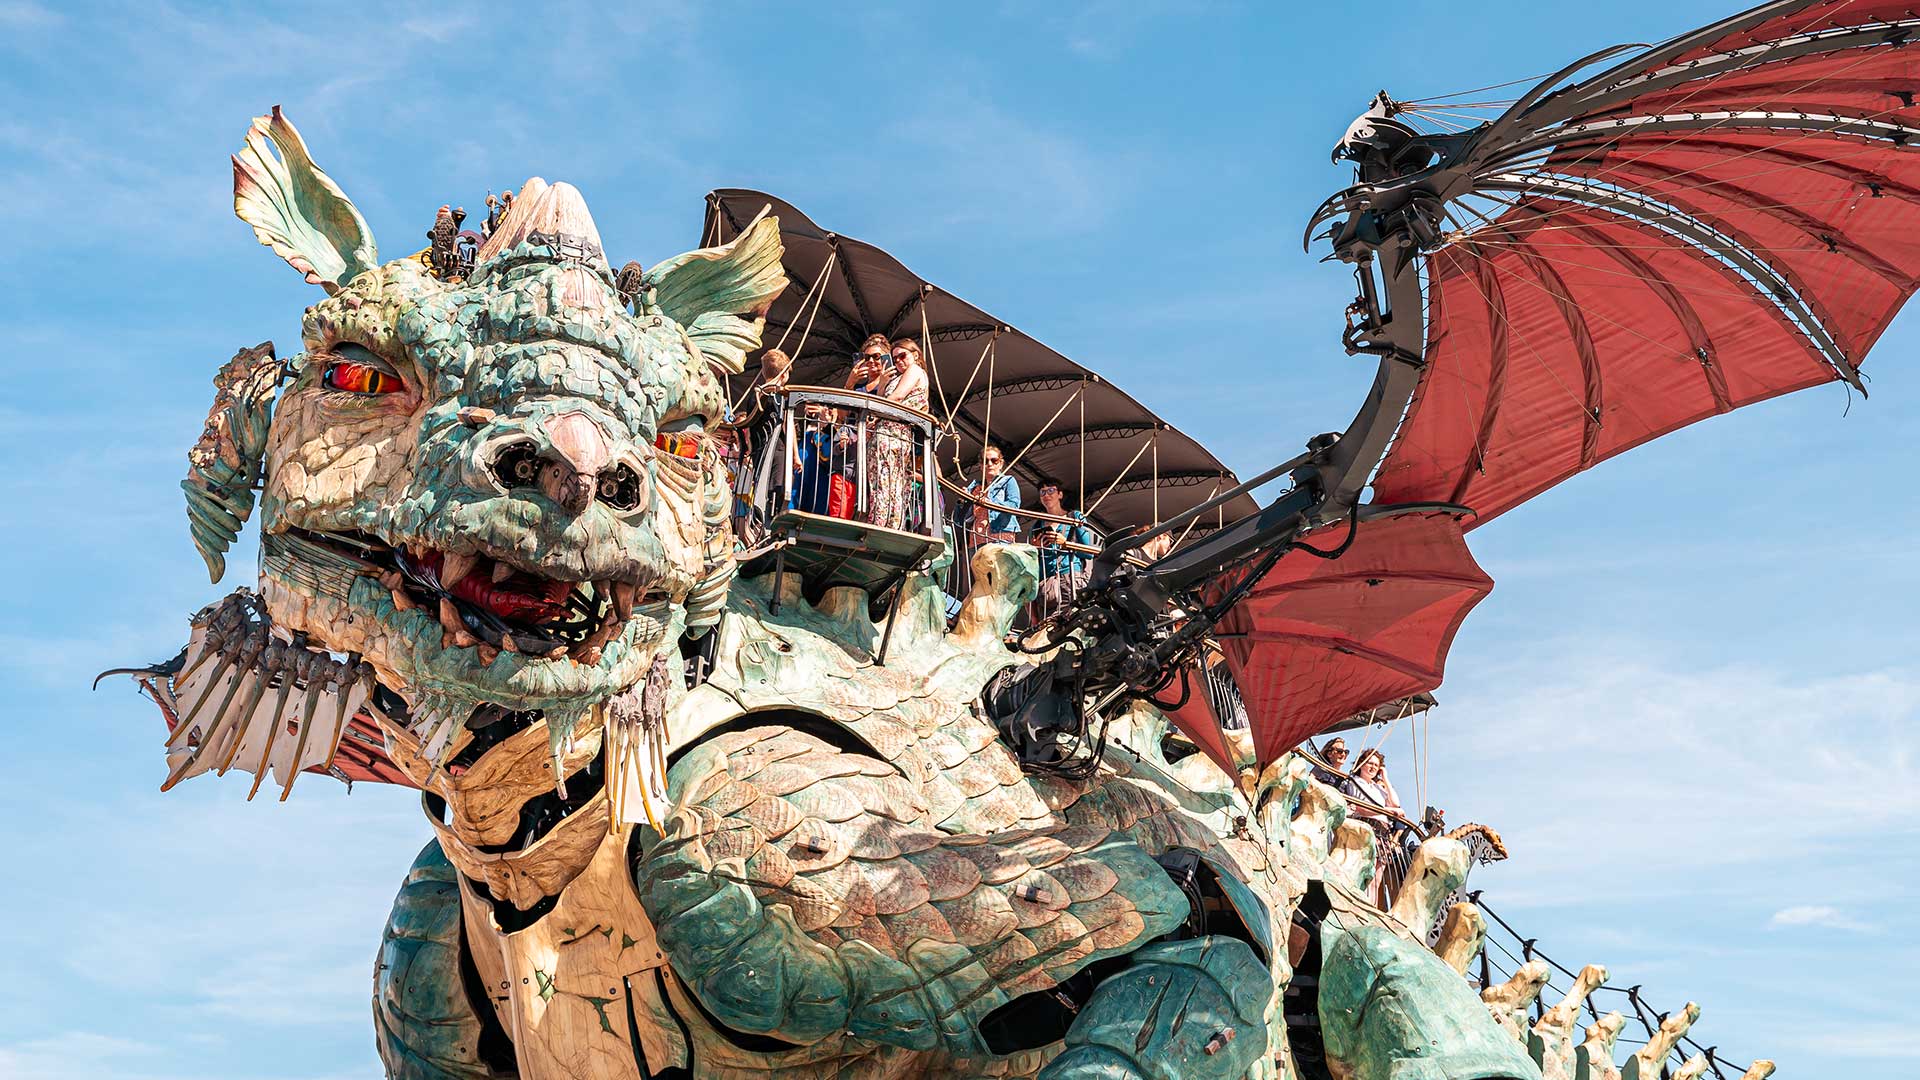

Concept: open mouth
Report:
left=287, top=528, right=665, bottom=664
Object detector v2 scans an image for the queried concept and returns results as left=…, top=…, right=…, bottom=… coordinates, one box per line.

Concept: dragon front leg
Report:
left=1038, top=936, right=1273, bottom=1080
left=373, top=840, right=515, bottom=1080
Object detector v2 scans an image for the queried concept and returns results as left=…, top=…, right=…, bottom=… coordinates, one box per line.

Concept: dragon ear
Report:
left=642, top=208, right=786, bottom=375
left=232, top=107, right=379, bottom=293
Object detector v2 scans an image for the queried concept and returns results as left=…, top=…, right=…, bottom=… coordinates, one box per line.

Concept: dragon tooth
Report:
left=612, top=581, right=636, bottom=621
left=438, top=598, right=467, bottom=638
left=476, top=643, right=500, bottom=667
left=441, top=551, right=478, bottom=590
left=245, top=670, right=298, bottom=799
left=391, top=587, right=416, bottom=612
left=499, top=633, right=520, bottom=653
left=278, top=676, right=329, bottom=801
left=492, top=560, right=515, bottom=584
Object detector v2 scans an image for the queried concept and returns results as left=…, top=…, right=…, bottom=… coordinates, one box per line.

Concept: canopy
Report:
left=703, top=190, right=1260, bottom=537
left=1370, top=0, right=1920, bottom=524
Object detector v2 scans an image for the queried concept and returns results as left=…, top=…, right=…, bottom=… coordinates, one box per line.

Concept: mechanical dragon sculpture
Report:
left=110, top=0, right=1920, bottom=1075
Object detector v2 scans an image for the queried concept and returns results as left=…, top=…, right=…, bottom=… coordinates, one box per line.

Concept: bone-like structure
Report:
left=145, top=592, right=374, bottom=799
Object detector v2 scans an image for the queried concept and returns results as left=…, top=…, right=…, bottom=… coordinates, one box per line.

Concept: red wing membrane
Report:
left=326, top=713, right=416, bottom=787
left=1373, top=0, right=1920, bottom=524
left=1202, top=514, right=1492, bottom=767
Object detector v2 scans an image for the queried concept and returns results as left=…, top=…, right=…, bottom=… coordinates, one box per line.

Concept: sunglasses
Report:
left=861, top=353, right=886, bottom=361
left=891, top=351, right=911, bottom=360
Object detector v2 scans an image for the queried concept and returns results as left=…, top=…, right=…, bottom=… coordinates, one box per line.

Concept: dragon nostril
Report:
left=491, top=441, right=542, bottom=491
left=596, top=463, right=645, bottom=511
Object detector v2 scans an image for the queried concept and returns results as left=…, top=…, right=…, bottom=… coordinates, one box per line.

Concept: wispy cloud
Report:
left=0, top=0, right=58, bottom=29
left=1769, top=905, right=1876, bottom=932
left=1793, top=1022, right=1914, bottom=1059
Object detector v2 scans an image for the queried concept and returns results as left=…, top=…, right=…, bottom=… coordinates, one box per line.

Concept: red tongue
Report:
left=452, top=576, right=572, bottom=621
left=415, top=550, right=575, bottom=622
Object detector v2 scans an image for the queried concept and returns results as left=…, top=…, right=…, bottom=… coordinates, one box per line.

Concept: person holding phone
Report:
left=1029, top=482, right=1095, bottom=611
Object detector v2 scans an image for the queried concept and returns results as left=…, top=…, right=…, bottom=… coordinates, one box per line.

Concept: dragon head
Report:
left=186, top=108, right=783, bottom=767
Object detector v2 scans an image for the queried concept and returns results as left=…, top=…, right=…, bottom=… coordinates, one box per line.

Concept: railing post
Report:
left=782, top=404, right=797, bottom=510
left=922, top=425, right=936, bottom=538
left=856, top=410, right=869, bottom=518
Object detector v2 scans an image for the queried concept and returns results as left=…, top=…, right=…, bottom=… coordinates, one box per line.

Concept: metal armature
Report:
left=1046, top=0, right=1904, bottom=721
left=1031, top=92, right=1446, bottom=724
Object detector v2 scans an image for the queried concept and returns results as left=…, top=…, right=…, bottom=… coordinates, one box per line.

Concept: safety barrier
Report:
left=728, top=385, right=943, bottom=602
left=939, top=476, right=1104, bottom=625
left=1472, top=894, right=1759, bottom=1078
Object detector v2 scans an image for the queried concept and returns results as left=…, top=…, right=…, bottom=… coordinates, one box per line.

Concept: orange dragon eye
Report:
left=322, top=361, right=401, bottom=394
left=318, top=343, right=403, bottom=395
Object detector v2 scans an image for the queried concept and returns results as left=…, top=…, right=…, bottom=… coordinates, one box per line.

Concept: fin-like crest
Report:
left=184, top=343, right=281, bottom=582
left=232, top=106, right=379, bottom=293
left=643, top=208, right=786, bottom=375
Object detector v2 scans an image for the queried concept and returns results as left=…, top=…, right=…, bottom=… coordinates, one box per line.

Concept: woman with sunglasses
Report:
left=865, top=337, right=930, bottom=530
left=845, top=334, right=892, bottom=394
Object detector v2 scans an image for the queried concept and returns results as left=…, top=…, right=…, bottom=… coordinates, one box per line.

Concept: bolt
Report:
left=1203, top=1027, right=1236, bottom=1056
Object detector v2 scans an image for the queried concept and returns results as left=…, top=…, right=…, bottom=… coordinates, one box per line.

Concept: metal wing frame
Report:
left=1060, top=0, right=1920, bottom=768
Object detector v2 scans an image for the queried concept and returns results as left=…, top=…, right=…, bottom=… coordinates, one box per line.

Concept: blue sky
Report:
left=3, top=1, right=1915, bottom=1077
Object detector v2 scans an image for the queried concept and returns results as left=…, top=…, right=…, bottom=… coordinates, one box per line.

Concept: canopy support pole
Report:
left=1000, top=383, right=1085, bottom=480
left=1084, top=435, right=1158, bottom=517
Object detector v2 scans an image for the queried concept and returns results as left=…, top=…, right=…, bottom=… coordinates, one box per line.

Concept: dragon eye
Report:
left=319, top=343, right=403, bottom=395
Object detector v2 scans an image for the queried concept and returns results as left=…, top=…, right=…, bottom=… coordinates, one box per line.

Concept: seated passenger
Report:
left=738, top=350, right=793, bottom=523
left=1311, top=737, right=1350, bottom=787
left=738, top=348, right=792, bottom=452
left=963, top=444, right=1021, bottom=544
left=1029, top=482, right=1096, bottom=610
left=1340, top=749, right=1401, bottom=819
left=792, top=402, right=836, bottom=515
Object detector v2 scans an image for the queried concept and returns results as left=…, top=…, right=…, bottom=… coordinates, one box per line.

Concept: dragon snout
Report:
left=477, top=410, right=650, bottom=518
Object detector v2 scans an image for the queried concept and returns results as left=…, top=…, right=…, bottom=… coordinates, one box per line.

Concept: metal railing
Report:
left=1471, top=894, right=1762, bottom=1079
left=1294, top=743, right=1439, bottom=907
left=939, top=476, right=1106, bottom=625
left=732, top=385, right=941, bottom=548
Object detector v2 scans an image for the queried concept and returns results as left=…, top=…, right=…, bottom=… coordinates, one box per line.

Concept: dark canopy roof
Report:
left=702, top=190, right=1259, bottom=537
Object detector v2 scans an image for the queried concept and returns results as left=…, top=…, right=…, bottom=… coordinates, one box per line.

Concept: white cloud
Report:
left=0, top=1, right=60, bottom=29
left=876, top=93, right=1148, bottom=239
left=1768, top=905, right=1876, bottom=932
left=1428, top=645, right=1920, bottom=899
left=1793, top=1022, right=1914, bottom=1059
left=0, top=1033, right=159, bottom=1080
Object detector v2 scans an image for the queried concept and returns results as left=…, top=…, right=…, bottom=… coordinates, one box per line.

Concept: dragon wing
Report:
left=1360, top=0, right=1920, bottom=523
left=1208, top=0, right=1920, bottom=769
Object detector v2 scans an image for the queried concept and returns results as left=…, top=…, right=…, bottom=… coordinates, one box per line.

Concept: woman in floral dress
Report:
left=866, top=337, right=929, bottom=531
